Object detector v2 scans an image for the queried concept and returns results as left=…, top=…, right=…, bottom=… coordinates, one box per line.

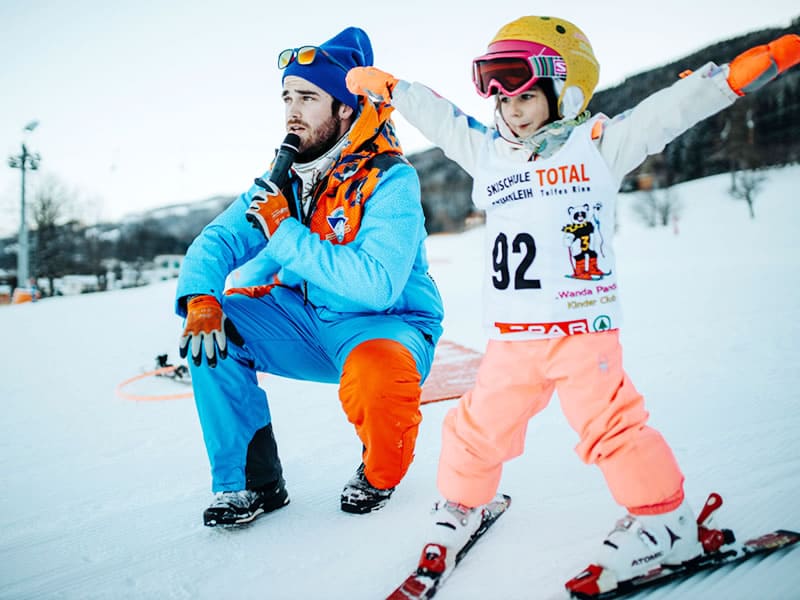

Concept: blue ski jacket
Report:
left=175, top=102, right=443, bottom=343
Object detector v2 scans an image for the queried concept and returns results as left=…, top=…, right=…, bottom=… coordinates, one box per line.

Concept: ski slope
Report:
left=1, top=166, right=799, bottom=599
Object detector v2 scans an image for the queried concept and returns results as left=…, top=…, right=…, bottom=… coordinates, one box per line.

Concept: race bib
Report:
left=472, top=121, right=622, bottom=340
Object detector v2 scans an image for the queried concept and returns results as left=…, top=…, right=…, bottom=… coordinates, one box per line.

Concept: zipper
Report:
left=300, top=173, right=330, bottom=305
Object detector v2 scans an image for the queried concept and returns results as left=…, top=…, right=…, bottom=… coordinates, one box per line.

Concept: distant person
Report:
left=175, top=26, right=443, bottom=527
left=347, top=16, right=800, bottom=593
left=28, top=278, right=40, bottom=301
left=11, top=277, right=40, bottom=304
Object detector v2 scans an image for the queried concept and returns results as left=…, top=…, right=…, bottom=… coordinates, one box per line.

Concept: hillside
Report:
left=589, top=18, right=800, bottom=186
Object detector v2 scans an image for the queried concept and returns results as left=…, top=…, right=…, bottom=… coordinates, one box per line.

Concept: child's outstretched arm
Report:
left=347, top=67, right=492, bottom=177
left=596, top=34, right=800, bottom=183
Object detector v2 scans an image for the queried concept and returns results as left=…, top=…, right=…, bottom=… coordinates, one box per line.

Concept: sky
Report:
left=1, top=166, right=799, bottom=598
left=0, top=1, right=798, bottom=235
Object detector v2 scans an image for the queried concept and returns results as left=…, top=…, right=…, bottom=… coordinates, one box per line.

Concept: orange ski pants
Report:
left=437, top=330, right=684, bottom=514
left=340, top=339, right=423, bottom=489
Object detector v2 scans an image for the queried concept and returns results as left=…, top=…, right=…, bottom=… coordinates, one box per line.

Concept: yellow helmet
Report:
left=488, top=16, right=599, bottom=118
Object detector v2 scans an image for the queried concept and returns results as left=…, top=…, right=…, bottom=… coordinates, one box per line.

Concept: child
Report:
left=346, top=16, right=800, bottom=594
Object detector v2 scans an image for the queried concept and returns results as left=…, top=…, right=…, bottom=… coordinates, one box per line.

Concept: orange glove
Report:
left=346, top=66, right=399, bottom=102
left=179, top=295, right=244, bottom=368
left=728, top=34, right=800, bottom=96
left=245, top=180, right=293, bottom=239
left=225, top=284, right=277, bottom=298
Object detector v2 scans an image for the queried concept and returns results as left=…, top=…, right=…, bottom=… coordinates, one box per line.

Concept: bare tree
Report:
left=632, top=191, right=658, bottom=228
left=722, top=99, right=769, bottom=219
left=29, top=177, right=79, bottom=295
left=729, top=169, right=767, bottom=219
left=630, top=149, right=683, bottom=230
left=82, top=226, right=113, bottom=291
left=633, top=187, right=682, bottom=228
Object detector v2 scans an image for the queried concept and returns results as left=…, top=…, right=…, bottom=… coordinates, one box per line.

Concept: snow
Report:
left=2, top=166, right=799, bottom=600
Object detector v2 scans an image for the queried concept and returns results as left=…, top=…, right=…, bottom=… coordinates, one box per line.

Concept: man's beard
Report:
left=295, top=114, right=343, bottom=164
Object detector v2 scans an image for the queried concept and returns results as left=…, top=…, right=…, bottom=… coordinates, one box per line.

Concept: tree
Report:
left=631, top=153, right=682, bottom=229
left=633, top=187, right=682, bottom=228
left=115, top=220, right=186, bottom=262
left=29, top=177, right=80, bottom=295
left=729, top=169, right=767, bottom=219
left=723, top=98, right=768, bottom=219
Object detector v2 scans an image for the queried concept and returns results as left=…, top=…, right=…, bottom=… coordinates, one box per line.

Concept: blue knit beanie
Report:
left=282, top=27, right=373, bottom=111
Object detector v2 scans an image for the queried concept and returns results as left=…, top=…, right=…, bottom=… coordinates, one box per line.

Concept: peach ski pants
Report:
left=437, top=330, right=685, bottom=515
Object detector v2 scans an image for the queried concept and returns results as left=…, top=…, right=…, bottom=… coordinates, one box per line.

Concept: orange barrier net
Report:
left=420, top=340, right=482, bottom=405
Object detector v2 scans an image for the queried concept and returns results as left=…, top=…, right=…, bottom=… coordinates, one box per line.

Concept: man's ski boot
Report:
left=340, top=463, right=395, bottom=514
left=203, top=479, right=289, bottom=527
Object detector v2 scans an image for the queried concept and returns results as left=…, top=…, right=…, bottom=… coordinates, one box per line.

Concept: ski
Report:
left=386, top=494, right=511, bottom=600
left=566, top=493, right=800, bottom=599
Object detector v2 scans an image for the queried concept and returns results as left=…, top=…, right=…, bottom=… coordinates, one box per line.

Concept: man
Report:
left=175, top=27, right=443, bottom=526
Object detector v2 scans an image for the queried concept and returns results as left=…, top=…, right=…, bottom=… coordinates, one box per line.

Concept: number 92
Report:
left=492, top=232, right=541, bottom=290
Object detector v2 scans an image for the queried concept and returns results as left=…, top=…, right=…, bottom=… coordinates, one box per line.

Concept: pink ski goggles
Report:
left=472, top=40, right=566, bottom=98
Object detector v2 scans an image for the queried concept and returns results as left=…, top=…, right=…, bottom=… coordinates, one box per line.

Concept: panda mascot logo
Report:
left=561, top=202, right=609, bottom=280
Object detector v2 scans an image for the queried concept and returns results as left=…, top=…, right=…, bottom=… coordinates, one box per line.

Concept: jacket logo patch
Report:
left=327, top=207, right=349, bottom=242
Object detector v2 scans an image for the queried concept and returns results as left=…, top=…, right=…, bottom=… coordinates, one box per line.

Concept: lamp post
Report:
left=7, top=121, right=40, bottom=288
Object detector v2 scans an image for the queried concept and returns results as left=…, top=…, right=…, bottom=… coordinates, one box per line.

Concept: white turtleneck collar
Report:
left=292, top=128, right=352, bottom=211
